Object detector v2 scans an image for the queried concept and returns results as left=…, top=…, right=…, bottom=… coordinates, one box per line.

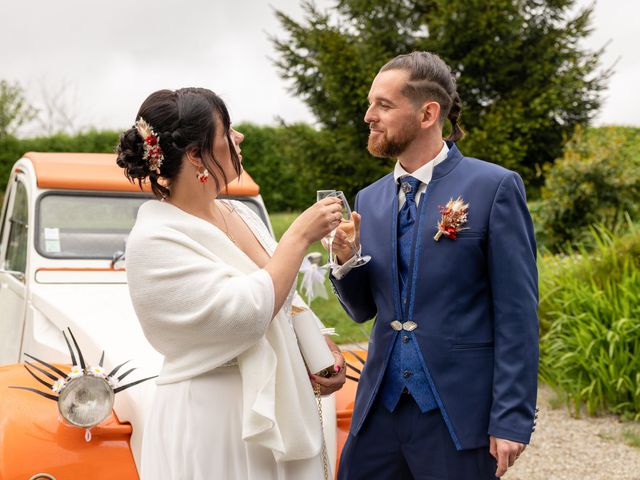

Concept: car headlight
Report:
left=57, top=376, right=114, bottom=428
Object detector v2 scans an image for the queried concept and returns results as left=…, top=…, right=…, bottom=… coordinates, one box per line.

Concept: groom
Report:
left=329, top=51, right=539, bottom=479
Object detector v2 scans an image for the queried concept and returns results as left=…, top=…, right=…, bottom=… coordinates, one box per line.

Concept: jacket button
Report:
left=403, top=370, right=411, bottom=379
left=402, top=335, right=410, bottom=343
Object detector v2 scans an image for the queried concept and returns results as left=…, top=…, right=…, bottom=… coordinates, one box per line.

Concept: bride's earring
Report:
left=196, top=168, right=209, bottom=183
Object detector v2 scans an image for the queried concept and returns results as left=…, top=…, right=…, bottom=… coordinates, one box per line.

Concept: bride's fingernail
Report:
left=335, top=365, right=341, bottom=373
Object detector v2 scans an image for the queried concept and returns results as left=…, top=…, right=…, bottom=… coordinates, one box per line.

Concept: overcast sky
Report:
left=0, top=0, right=637, bottom=135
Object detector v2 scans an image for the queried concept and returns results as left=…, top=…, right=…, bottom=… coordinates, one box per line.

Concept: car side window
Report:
left=4, top=181, right=28, bottom=276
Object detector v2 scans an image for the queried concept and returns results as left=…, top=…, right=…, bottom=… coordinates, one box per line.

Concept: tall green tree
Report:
left=272, top=0, right=609, bottom=193
left=0, top=80, right=37, bottom=139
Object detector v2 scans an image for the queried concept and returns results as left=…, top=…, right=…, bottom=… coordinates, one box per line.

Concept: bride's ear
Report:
left=184, top=146, right=203, bottom=169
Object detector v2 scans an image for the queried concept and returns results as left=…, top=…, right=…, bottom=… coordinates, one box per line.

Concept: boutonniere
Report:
left=434, top=197, right=469, bottom=241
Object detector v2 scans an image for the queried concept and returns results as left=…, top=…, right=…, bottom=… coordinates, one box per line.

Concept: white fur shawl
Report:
left=125, top=199, right=322, bottom=462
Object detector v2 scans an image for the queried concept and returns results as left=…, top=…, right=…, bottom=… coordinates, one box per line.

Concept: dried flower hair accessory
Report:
left=135, top=117, right=164, bottom=174
left=434, top=196, right=469, bottom=241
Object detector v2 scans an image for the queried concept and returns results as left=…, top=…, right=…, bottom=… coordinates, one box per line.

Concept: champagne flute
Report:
left=335, top=193, right=371, bottom=268
left=317, top=190, right=338, bottom=264
left=317, top=190, right=370, bottom=267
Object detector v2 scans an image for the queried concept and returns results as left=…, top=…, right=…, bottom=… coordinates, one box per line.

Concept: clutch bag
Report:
left=291, top=306, right=335, bottom=377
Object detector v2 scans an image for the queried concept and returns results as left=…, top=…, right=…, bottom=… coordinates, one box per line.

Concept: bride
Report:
left=117, top=87, right=346, bottom=479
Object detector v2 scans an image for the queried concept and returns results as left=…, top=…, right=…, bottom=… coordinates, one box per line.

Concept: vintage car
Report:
left=0, top=152, right=362, bottom=479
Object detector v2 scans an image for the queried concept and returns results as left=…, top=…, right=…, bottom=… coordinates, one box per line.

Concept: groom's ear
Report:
left=419, top=101, right=441, bottom=129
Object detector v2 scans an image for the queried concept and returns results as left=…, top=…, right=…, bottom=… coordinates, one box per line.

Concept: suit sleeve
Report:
left=329, top=192, right=377, bottom=323
left=487, top=172, right=539, bottom=444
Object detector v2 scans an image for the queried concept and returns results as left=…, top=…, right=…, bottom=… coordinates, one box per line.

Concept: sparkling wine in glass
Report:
left=317, top=190, right=338, bottom=264
left=335, top=193, right=370, bottom=268
left=318, top=190, right=370, bottom=267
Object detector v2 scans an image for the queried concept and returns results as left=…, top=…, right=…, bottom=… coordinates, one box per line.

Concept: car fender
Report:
left=0, top=364, right=139, bottom=480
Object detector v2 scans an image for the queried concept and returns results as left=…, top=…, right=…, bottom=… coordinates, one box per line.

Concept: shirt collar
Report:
left=393, top=141, right=449, bottom=185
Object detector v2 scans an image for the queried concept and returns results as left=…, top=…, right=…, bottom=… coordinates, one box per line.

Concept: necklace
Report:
left=216, top=201, right=237, bottom=245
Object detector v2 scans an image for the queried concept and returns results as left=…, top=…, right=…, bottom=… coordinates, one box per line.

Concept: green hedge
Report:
left=235, top=122, right=335, bottom=211
left=539, top=224, right=640, bottom=419
left=235, top=122, right=384, bottom=211
left=0, top=124, right=343, bottom=212
left=537, top=126, right=640, bottom=251
left=0, top=130, right=120, bottom=190
left=5, top=125, right=639, bottom=224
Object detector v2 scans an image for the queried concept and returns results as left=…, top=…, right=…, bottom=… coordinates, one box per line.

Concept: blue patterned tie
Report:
left=398, top=176, right=421, bottom=304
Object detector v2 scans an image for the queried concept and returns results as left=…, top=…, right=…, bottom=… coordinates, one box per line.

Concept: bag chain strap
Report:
left=314, top=384, right=330, bottom=480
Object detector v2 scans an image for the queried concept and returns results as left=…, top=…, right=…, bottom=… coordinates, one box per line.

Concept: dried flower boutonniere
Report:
left=434, top=197, right=469, bottom=241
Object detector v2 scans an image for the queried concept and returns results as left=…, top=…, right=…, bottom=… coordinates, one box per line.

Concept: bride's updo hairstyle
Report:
left=116, top=87, right=241, bottom=199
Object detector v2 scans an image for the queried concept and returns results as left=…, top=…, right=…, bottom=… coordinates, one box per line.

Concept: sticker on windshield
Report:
left=44, top=228, right=60, bottom=240
left=44, top=228, right=61, bottom=253
left=45, top=239, right=61, bottom=253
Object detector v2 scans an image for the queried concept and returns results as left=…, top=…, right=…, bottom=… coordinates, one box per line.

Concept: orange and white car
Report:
left=0, top=152, right=361, bottom=479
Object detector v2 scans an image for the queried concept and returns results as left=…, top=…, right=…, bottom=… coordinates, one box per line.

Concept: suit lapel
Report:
left=383, top=177, right=403, bottom=321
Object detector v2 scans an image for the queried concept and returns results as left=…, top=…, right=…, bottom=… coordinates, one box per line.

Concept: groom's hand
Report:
left=332, top=211, right=362, bottom=265
left=490, top=436, right=526, bottom=477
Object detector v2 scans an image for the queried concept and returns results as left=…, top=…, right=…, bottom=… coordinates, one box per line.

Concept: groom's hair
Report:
left=380, top=51, right=464, bottom=142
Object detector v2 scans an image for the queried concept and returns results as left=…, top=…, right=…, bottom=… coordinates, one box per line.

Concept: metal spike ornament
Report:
left=9, top=327, right=157, bottom=440
left=343, top=350, right=367, bottom=383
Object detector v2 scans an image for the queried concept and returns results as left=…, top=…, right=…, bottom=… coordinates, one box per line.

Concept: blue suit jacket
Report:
left=332, top=143, right=539, bottom=449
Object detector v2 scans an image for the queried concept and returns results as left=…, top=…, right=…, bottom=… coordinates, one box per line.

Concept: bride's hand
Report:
left=286, top=197, right=343, bottom=246
left=309, top=337, right=346, bottom=395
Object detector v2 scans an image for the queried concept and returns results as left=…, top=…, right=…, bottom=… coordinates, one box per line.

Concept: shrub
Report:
left=537, top=126, right=640, bottom=251
left=0, top=125, right=347, bottom=212
left=236, top=122, right=333, bottom=212
left=237, top=122, right=373, bottom=211
left=539, top=223, right=640, bottom=419
left=0, top=130, right=119, bottom=190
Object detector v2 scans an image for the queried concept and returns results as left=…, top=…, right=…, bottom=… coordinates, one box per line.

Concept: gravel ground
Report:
left=504, top=385, right=640, bottom=480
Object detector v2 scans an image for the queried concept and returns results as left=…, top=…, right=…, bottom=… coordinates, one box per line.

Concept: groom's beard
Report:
left=367, top=120, right=419, bottom=158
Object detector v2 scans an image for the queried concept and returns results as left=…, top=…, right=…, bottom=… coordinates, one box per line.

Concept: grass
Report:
left=547, top=390, right=569, bottom=410
left=270, top=212, right=372, bottom=345
left=623, top=428, right=640, bottom=449
left=539, top=223, right=640, bottom=420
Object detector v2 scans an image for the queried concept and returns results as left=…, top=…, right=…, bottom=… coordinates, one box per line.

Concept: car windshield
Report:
left=37, top=193, right=149, bottom=259
left=36, top=193, right=271, bottom=259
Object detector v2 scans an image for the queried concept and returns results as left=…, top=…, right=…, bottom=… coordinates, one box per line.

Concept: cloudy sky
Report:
left=0, top=0, right=637, bottom=135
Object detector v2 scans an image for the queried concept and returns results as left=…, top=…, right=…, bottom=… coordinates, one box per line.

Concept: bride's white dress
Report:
left=125, top=199, right=334, bottom=480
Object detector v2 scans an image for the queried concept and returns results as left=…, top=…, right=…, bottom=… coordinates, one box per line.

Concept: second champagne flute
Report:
left=334, top=193, right=371, bottom=267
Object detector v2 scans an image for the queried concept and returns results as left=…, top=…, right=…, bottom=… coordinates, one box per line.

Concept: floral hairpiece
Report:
left=434, top=196, right=469, bottom=241
left=9, top=327, right=156, bottom=440
left=135, top=117, right=164, bottom=174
